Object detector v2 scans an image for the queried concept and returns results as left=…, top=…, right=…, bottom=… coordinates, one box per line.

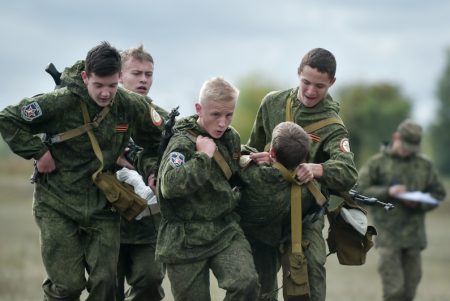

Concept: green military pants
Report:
left=282, top=219, right=327, bottom=301
left=35, top=214, right=120, bottom=301
left=249, top=239, right=280, bottom=301
left=116, top=243, right=165, bottom=301
left=377, top=247, right=422, bottom=301
left=166, top=235, right=260, bottom=301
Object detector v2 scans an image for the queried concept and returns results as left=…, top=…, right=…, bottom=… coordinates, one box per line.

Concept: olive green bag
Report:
left=81, top=101, right=147, bottom=221
left=91, top=171, right=147, bottom=221
left=326, top=204, right=377, bottom=265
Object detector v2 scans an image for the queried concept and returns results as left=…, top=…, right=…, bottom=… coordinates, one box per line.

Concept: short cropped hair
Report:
left=121, top=44, right=154, bottom=65
left=297, top=48, right=336, bottom=80
left=85, top=41, right=122, bottom=77
left=271, top=122, right=310, bottom=170
left=199, top=77, right=239, bottom=105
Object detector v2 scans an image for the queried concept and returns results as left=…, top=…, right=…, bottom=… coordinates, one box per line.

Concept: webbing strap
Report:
left=212, top=151, right=232, bottom=180
left=271, top=162, right=302, bottom=254
left=303, top=117, right=344, bottom=134
left=305, top=182, right=327, bottom=207
left=285, top=95, right=344, bottom=132
left=272, top=162, right=328, bottom=254
left=80, top=101, right=104, bottom=180
left=285, top=95, right=294, bottom=123
left=290, top=183, right=302, bottom=254
left=50, top=102, right=110, bottom=144
left=186, top=130, right=232, bottom=180
left=264, top=95, right=345, bottom=151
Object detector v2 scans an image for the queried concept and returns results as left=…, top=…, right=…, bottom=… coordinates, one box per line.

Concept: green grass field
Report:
left=1, top=158, right=449, bottom=300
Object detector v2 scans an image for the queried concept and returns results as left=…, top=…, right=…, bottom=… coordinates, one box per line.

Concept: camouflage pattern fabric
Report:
left=0, top=60, right=164, bottom=300
left=117, top=98, right=168, bottom=301
left=247, top=87, right=357, bottom=192
left=117, top=239, right=165, bottom=301
left=237, top=162, right=319, bottom=300
left=358, top=146, right=446, bottom=301
left=245, top=87, right=358, bottom=301
left=377, top=247, right=421, bottom=301
left=166, top=234, right=259, bottom=301
left=156, top=115, right=259, bottom=299
left=358, top=146, right=446, bottom=248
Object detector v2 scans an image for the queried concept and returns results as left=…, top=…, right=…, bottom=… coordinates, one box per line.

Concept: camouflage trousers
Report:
left=35, top=214, right=120, bottom=301
left=249, top=239, right=281, bottom=301
left=116, top=243, right=166, bottom=301
left=166, top=235, right=260, bottom=301
left=251, top=218, right=326, bottom=301
left=377, top=247, right=422, bottom=301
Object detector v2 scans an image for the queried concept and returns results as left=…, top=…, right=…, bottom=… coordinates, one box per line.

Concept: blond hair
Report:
left=199, top=77, right=239, bottom=105
left=121, top=44, right=153, bottom=65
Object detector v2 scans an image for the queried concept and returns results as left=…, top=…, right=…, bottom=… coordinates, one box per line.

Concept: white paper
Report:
left=396, top=191, right=440, bottom=205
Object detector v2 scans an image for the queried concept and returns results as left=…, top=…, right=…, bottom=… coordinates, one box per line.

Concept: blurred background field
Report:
left=1, top=157, right=449, bottom=301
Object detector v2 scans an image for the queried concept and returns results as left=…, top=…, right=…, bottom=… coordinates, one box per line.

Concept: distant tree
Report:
left=232, top=73, right=280, bottom=144
left=338, top=83, right=411, bottom=167
left=429, top=48, right=450, bottom=174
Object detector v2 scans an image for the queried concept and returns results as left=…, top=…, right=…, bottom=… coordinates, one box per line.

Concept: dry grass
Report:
left=1, top=158, right=449, bottom=300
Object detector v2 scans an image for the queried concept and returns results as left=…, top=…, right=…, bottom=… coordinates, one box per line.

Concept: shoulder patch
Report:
left=21, top=102, right=42, bottom=121
left=340, top=138, right=351, bottom=153
left=150, top=106, right=163, bottom=127
left=169, top=152, right=185, bottom=168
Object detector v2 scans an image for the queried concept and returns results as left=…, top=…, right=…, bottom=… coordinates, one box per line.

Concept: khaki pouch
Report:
left=94, top=171, right=147, bottom=221
left=281, top=242, right=310, bottom=299
left=326, top=207, right=377, bottom=265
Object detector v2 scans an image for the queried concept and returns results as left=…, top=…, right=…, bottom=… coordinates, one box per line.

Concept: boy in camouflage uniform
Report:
left=0, top=42, right=164, bottom=301
left=358, top=119, right=446, bottom=301
left=237, top=121, right=315, bottom=300
left=116, top=44, right=167, bottom=301
left=156, top=77, right=260, bottom=300
left=245, top=48, right=358, bottom=301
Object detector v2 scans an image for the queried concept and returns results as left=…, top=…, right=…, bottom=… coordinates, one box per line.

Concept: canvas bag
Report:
left=326, top=202, right=377, bottom=265
left=80, top=101, right=147, bottom=221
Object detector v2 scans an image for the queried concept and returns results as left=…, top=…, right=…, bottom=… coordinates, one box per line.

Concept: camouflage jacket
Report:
left=120, top=95, right=168, bottom=244
left=156, top=115, right=244, bottom=263
left=247, top=87, right=358, bottom=194
left=0, top=61, right=164, bottom=221
left=358, top=146, right=446, bottom=249
left=237, top=161, right=318, bottom=246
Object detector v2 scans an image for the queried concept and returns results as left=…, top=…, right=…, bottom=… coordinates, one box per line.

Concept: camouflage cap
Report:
left=397, top=119, right=422, bottom=153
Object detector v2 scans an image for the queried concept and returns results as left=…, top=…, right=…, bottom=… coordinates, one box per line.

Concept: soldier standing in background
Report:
left=0, top=42, right=164, bottom=300
left=358, top=119, right=446, bottom=301
left=245, top=48, right=358, bottom=301
left=116, top=44, right=167, bottom=301
left=156, top=77, right=260, bottom=300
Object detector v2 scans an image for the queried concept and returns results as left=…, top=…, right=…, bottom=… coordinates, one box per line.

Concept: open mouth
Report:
left=136, top=86, right=147, bottom=93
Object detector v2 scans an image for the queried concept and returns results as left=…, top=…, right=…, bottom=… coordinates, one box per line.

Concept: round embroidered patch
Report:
left=340, top=138, right=351, bottom=153
left=169, top=152, right=185, bottom=168
left=150, top=107, right=163, bottom=126
left=21, top=101, right=42, bottom=121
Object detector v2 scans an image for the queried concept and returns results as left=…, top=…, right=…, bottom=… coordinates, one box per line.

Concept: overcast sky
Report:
left=1, top=0, right=449, bottom=127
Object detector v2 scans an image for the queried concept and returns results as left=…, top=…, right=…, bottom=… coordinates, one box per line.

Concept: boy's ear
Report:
left=269, top=148, right=277, bottom=161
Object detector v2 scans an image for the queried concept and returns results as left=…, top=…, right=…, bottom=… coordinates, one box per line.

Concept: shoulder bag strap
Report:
left=80, top=101, right=106, bottom=180
left=49, top=101, right=111, bottom=144
left=186, top=130, right=232, bottom=180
